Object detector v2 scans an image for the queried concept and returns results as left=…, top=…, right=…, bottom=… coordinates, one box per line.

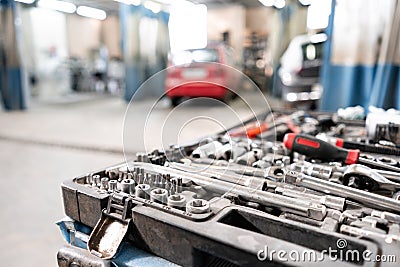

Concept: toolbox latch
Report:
left=88, top=193, right=135, bottom=259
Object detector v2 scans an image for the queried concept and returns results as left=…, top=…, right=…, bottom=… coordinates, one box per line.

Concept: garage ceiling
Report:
left=188, top=0, right=263, bottom=8
left=59, top=0, right=264, bottom=15
left=62, top=0, right=120, bottom=14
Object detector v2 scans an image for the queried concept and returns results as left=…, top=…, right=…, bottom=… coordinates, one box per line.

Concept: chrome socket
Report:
left=167, top=194, right=186, bottom=209
left=150, top=188, right=169, bottom=204
left=135, top=184, right=151, bottom=199
left=186, top=199, right=210, bottom=214
left=121, top=179, right=135, bottom=194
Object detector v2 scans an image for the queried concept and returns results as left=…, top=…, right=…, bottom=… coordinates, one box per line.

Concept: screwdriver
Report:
left=283, top=133, right=400, bottom=173
left=320, top=136, right=400, bottom=156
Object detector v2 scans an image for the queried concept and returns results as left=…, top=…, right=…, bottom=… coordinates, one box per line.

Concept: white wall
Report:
left=66, top=15, right=102, bottom=58
left=245, top=7, right=274, bottom=35
left=207, top=5, right=245, bottom=62
left=65, top=14, right=121, bottom=59
left=101, top=15, right=121, bottom=58
left=30, top=8, right=69, bottom=74
left=26, top=7, right=70, bottom=97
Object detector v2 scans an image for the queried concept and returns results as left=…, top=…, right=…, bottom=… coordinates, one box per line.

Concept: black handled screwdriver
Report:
left=283, top=133, right=400, bottom=173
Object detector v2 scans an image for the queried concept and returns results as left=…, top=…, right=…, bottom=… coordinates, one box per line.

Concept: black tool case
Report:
left=61, top=110, right=400, bottom=267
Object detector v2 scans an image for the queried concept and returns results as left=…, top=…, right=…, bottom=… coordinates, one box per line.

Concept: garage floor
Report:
left=0, top=93, right=282, bottom=266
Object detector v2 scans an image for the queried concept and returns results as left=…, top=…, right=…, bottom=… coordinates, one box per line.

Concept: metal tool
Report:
left=100, top=177, right=109, bottom=190
left=275, top=186, right=346, bottom=211
left=160, top=162, right=327, bottom=220
left=186, top=199, right=210, bottom=214
left=167, top=194, right=186, bottom=209
left=108, top=180, right=118, bottom=192
left=191, top=141, right=223, bottom=159
left=135, top=184, right=150, bottom=199
left=284, top=170, right=400, bottom=213
left=150, top=188, right=169, bottom=204
left=342, top=164, right=400, bottom=192
left=235, top=149, right=263, bottom=165
left=92, top=174, right=101, bottom=187
left=121, top=179, right=135, bottom=194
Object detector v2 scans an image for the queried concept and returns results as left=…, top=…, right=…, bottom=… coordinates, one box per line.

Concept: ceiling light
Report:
left=77, top=6, right=107, bottom=20
left=38, top=0, right=76, bottom=13
left=153, top=0, right=172, bottom=4
left=274, top=0, right=286, bottom=9
left=258, top=0, right=274, bottom=7
left=155, top=0, right=187, bottom=4
left=114, top=0, right=141, bottom=6
left=299, top=0, right=312, bottom=6
left=15, top=0, right=35, bottom=4
left=144, top=1, right=161, bottom=13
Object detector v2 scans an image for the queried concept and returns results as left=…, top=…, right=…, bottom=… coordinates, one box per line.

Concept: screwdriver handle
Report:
left=283, top=133, right=360, bottom=164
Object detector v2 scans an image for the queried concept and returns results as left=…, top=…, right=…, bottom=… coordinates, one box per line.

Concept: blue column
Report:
left=120, top=4, right=142, bottom=102
left=0, top=0, right=27, bottom=110
left=119, top=4, right=170, bottom=102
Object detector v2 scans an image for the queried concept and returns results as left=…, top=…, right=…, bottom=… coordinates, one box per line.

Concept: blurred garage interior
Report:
left=1, top=0, right=400, bottom=266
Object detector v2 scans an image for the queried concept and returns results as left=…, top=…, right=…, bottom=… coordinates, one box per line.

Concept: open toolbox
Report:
left=59, top=110, right=400, bottom=266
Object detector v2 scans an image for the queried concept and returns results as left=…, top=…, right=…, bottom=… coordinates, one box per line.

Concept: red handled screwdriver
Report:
left=283, top=133, right=400, bottom=172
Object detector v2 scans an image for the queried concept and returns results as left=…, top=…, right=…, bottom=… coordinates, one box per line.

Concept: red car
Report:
left=166, top=45, right=238, bottom=106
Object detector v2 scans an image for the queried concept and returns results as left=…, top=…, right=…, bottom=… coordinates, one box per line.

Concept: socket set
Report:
left=60, top=110, right=400, bottom=266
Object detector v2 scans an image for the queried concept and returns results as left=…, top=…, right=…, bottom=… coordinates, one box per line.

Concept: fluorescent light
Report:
left=258, top=0, right=274, bottom=7
left=154, top=0, right=172, bottom=4
left=156, top=0, right=185, bottom=4
left=299, top=0, right=312, bottom=6
left=114, top=0, right=141, bottom=6
left=144, top=1, right=161, bottom=13
left=15, top=0, right=35, bottom=4
left=307, top=0, right=331, bottom=29
left=274, top=0, right=286, bottom=9
left=169, top=3, right=207, bottom=52
left=77, top=6, right=107, bottom=20
left=38, top=0, right=76, bottom=13
left=157, top=0, right=194, bottom=7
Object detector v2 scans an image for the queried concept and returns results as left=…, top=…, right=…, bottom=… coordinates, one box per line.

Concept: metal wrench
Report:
left=135, top=162, right=327, bottom=220
left=343, top=164, right=400, bottom=192
left=284, top=170, right=400, bottom=213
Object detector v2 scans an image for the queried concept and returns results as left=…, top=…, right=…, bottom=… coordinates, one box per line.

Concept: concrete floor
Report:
left=0, top=92, right=281, bottom=266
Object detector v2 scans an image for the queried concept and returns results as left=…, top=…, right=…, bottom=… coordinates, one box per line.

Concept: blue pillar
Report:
left=120, top=4, right=143, bottom=102
left=0, top=0, right=27, bottom=110
left=119, top=4, right=170, bottom=102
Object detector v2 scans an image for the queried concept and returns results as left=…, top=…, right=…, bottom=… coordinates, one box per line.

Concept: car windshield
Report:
left=172, top=49, right=219, bottom=65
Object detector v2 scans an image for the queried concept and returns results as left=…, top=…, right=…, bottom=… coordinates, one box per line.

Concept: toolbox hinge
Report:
left=88, top=192, right=138, bottom=260
left=105, top=192, right=134, bottom=221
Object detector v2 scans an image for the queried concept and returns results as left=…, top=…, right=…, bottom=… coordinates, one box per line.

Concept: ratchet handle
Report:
left=284, top=133, right=360, bottom=164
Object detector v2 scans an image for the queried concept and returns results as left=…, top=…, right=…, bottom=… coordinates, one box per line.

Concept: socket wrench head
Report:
left=150, top=188, right=169, bottom=204
left=86, top=173, right=94, bottom=184
left=135, top=184, right=151, bottom=199
left=100, top=177, right=109, bottom=190
left=121, top=179, right=135, bottom=194
left=322, top=195, right=346, bottom=211
left=186, top=199, right=210, bottom=214
left=167, top=194, right=186, bottom=208
left=265, top=166, right=286, bottom=182
left=108, top=180, right=118, bottom=192
left=307, top=203, right=327, bottom=221
left=92, top=175, right=101, bottom=187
